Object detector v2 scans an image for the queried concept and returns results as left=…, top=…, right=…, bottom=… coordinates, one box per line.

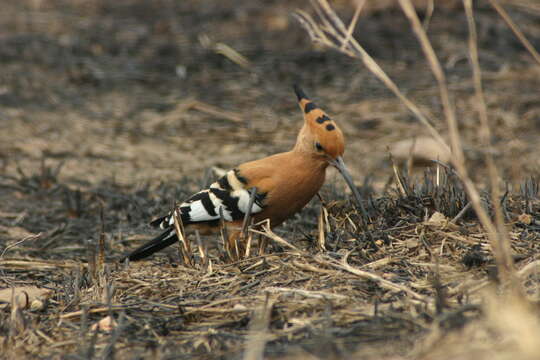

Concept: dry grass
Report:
left=1, top=165, right=539, bottom=359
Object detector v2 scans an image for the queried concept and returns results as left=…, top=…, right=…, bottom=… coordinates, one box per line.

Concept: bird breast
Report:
left=249, top=153, right=327, bottom=227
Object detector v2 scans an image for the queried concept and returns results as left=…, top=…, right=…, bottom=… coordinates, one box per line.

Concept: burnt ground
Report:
left=0, top=1, right=539, bottom=359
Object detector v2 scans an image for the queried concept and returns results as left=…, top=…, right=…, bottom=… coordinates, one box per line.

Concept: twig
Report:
left=317, top=205, right=326, bottom=251
left=195, top=230, right=208, bottom=270
left=340, top=0, right=365, bottom=51
left=243, top=293, right=273, bottom=360
left=389, top=152, right=407, bottom=197
left=214, top=43, right=252, bottom=69
left=488, top=0, right=540, bottom=65
left=314, top=254, right=428, bottom=303
left=0, top=233, right=42, bottom=259
left=463, top=0, right=515, bottom=283
left=219, top=206, right=234, bottom=261
left=265, top=287, right=348, bottom=300
left=241, top=187, right=257, bottom=240
left=60, top=306, right=130, bottom=320
left=172, top=208, right=193, bottom=267
left=450, top=201, right=472, bottom=223
left=249, top=221, right=301, bottom=253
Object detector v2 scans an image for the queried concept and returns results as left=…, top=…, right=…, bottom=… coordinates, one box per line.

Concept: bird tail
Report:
left=123, top=228, right=178, bottom=261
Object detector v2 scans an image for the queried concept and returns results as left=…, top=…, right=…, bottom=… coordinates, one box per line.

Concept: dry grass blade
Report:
left=463, top=0, right=514, bottom=281
left=241, top=188, right=257, bottom=240
left=219, top=206, right=234, bottom=261
left=340, top=0, right=365, bottom=51
left=172, top=207, right=193, bottom=267
left=314, top=255, right=428, bottom=303
left=488, top=0, right=540, bottom=65
left=422, top=0, right=434, bottom=30
left=0, top=232, right=42, bottom=258
left=390, top=153, right=408, bottom=197
left=265, top=287, right=348, bottom=300
left=0, top=259, right=82, bottom=270
left=214, top=43, right=252, bottom=69
left=60, top=306, right=129, bottom=320
left=244, top=230, right=253, bottom=259
left=450, top=201, right=472, bottom=223
left=243, top=293, right=273, bottom=360
left=317, top=205, right=326, bottom=251
left=96, top=206, right=106, bottom=285
left=194, top=230, right=208, bottom=271
left=191, top=100, right=245, bottom=124
left=249, top=221, right=301, bottom=253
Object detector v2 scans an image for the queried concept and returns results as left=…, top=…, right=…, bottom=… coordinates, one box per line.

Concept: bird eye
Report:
left=315, top=142, right=324, bottom=151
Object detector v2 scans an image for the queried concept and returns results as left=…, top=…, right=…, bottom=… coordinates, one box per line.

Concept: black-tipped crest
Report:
left=293, top=84, right=308, bottom=101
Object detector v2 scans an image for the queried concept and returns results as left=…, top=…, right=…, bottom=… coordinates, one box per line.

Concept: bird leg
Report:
left=227, top=230, right=245, bottom=262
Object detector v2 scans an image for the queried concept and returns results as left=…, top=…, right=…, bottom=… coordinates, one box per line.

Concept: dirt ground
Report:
left=0, top=1, right=539, bottom=359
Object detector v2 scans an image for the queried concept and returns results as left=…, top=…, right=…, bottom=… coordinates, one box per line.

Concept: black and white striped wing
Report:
left=152, top=169, right=266, bottom=229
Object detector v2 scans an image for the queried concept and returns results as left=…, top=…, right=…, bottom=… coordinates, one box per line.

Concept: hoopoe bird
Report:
left=125, top=85, right=362, bottom=261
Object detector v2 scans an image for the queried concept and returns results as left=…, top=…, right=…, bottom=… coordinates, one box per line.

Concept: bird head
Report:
left=292, top=85, right=364, bottom=211
left=293, top=84, right=345, bottom=161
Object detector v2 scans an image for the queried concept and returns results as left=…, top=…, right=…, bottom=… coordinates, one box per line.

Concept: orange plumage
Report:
left=124, top=85, right=360, bottom=261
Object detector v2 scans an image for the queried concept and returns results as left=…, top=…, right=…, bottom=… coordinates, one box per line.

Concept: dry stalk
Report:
left=257, top=234, right=268, bottom=256
left=97, top=206, right=106, bottom=278
left=488, top=0, right=540, bottom=65
left=340, top=0, right=365, bottom=51
left=60, top=306, right=128, bottom=320
left=240, top=187, right=257, bottom=259
left=463, top=0, right=514, bottom=281
left=243, top=293, right=273, bottom=360
left=249, top=220, right=302, bottom=253
left=194, top=230, right=208, bottom=271
left=214, top=42, right=252, bottom=69
left=450, top=201, right=472, bottom=224
left=317, top=205, right=326, bottom=251
left=422, top=0, right=434, bottom=30
left=219, top=206, right=234, bottom=260
left=172, top=208, right=193, bottom=267
left=314, top=254, right=428, bottom=304
left=244, top=230, right=253, bottom=259
left=389, top=152, right=407, bottom=197
left=265, top=287, right=348, bottom=300
left=0, top=233, right=41, bottom=259
left=0, top=259, right=81, bottom=270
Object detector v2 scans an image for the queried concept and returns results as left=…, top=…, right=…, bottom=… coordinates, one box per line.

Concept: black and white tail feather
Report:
left=124, top=168, right=266, bottom=261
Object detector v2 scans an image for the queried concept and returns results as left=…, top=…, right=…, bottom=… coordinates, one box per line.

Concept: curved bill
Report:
left=328, top=156, right=368, bottom=219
